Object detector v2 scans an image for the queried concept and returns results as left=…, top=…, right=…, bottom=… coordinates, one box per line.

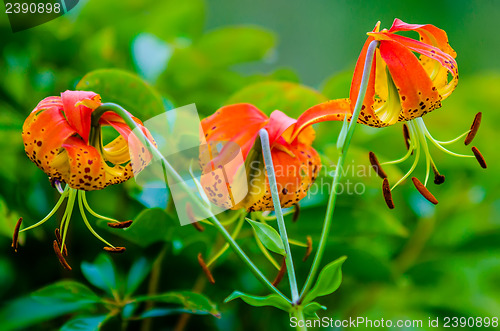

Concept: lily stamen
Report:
left=198, top=253, right=216, bottom=284
left=80, top=191, right=121, bottom=224
left=77, top=190, right=116, bottom=249
left=412, top=177, right=439, bottom=205
left=402, top=123, right=411, bottom=150
left=382, top=178, right=395, bottom=209
left=19, top=187, right=69, bottom=234
left=53, top=240, right=71, bottom=270
left=465, top=112, right=482, bottom=145
left=107, top=220, right=133, bottom=229
left=54, top=228, right=68, bottom=256
left=11, top=218, right=22, bottom=253
left=472, top=146, right=487, bottom=169
left=369, top=151, right=388, bottom=179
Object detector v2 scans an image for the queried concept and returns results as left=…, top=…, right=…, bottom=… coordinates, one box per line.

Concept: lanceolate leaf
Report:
left=224, top=291, right=292, bottom=312
left=0, top=281, right=100, bottom=330
left=245, top=218, right=286, bottom=255
left=81, top=254, right=117, bottom=295
left=126, top=257, right=152, bottom=296
left=60, top=314, right=111, bottom=331
left=303, top=256, right=347, bottom=304
left=133, top=291, right=220, bottom=318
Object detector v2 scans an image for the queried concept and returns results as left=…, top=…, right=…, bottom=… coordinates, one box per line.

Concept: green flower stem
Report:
left=92, top=104, right=290, bottom=303
left=299, top=40, right=380, bottom=300
left=259, top=129, right=300, bottom=304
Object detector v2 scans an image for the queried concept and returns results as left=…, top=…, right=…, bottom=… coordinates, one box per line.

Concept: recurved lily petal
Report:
left=22, top=100, right=76, bottom=173
left=61, top=91, right=101, bottom=143
left=201, top=103, right=323, bottom=211
left=348, top=19, right=459, bottom=128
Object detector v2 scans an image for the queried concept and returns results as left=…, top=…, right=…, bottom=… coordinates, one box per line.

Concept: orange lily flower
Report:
left=15, top=91, right=154, bottom=269
left=23, top=90, right=152, bottom=190
left=200, top=103, right=345, bottom=211
left=299, top=19, right=486, bottom=207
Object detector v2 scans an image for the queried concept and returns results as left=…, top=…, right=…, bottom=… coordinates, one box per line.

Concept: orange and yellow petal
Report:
left=201, top=103, right=269, bottom=159
left=22, top=99, right=76, bottom=173
left=244, top=143, right=321, bottom=211
left=60, top=137, right=106, bottom=190
left=61, top=91, right=101, bottom=143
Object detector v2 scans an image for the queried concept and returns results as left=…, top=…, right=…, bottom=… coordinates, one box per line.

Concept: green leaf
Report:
left=134, top=291, right=220, bottom=318
left=225, top=291, right=292, bottom=312
left=0, top=281, right=100, bottom=330
left=81, top=254, right=117, bottom=295
left=31, top=281, right=101, bottom=304
left=225, top=81, right=327, bottom=118
left=76, top=69, right=165, bottom=120
left=245, top=218, right=286, bottom=255
left=60, top=314, right=110, bottom=331
left=303, top=256, right=347, bottom=304
left=113, top=208, right=176, bottom=247
left=302, top=302, right=327, bottom=319
left=126, top=257, right=152, bottom=296
left=198, top=26, right=276, bottom=67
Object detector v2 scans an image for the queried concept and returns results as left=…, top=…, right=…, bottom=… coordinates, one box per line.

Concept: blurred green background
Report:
left=0, top=0, right=499, bottom=330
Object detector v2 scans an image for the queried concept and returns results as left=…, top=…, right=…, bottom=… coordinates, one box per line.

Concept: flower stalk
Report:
left=300, top=40, right=380, bottom=299
left=259, top=128, right=300, bottom=303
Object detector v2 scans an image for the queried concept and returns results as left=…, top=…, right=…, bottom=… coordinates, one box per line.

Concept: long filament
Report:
left=20, top=186, right=70, bottom=233
left=60, top=188, right=77, bottom=250
left=391, top=122, right=421, bottom=191
left=416, top=118, right=473, bottom=158
left=77, top=191, right=115, bottom=247
left=81, top=191, right=119, bottom=223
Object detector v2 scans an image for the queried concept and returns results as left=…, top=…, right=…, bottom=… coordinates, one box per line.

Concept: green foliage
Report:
left=76, top=69, right=166, bottom=120
left=225, top=291, right=291, bottom=312
left=0, top=0, right=499, bottom=330
left=245, top=218, right=285, bottom=255
left=303, top=256, right=347, bottom=304
left=0, top=254, right=219, bottom=330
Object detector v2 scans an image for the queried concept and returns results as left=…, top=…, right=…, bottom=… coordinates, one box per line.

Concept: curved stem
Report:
left=93, top=103, right=289, bottom=303
left=299, top=40, right=379, bottom=300
left=259, top=129, right=299, bottom=303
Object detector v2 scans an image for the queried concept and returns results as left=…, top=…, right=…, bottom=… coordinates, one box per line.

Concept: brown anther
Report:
left=431, top=164, right=445, bottom=185
left=402, top=123, right=411, bottom=150
left=197, top=253, right=215, bottom=284
left=411, top=177, right=439, bottom=205
left=107, top=220, right=133, bottom=229
left=53, top=240, right=72, bottom=270
left=11, top=217, right=22, bottom=252
left=191, top=221, right=205, bottom=232
left=369, top=152, right=387, bottom=179
left=292, top=204, right=300, bottom=223
left=303, top=235, right=313, bottom=262
left=54, top=228, right=68, bottom=256
left=434, top=174, right=446, bottom=185
left=464, top=112, right=482, bottom=145
left=382, top=178, right=395, bottom=209
left=272, top=257, right=287, bottom=287
left=472, top=146, right=487, bottom=169
left=103, top=246, right=126, bottom=253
